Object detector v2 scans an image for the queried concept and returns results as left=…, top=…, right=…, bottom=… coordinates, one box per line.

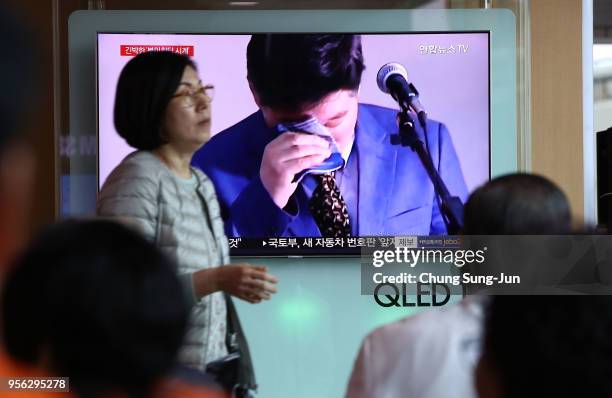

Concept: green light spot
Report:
left=277, top=296, right=322, bottom=336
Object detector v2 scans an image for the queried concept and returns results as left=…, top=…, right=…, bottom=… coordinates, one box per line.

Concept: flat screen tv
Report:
left=66, top=10, right=517, bottom=256
left=97, top=31, right=490, bottom=255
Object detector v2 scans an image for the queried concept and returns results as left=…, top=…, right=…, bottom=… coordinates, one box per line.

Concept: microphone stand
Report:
left=394, top=110, right=464, bottom=234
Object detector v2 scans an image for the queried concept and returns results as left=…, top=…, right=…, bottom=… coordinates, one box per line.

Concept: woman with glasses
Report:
left=97, top=51, right=277, bottom=380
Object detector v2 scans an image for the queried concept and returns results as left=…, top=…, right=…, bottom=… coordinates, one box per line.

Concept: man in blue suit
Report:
left=193, top=34, right=467, bottom=238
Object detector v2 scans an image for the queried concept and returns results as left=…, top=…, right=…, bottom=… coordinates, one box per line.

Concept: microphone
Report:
left=377, top=62, right=427, bottom=126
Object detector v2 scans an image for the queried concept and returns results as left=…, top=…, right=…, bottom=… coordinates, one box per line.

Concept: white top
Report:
left=97, top=150, right=230, bottom=370
left=345, top=296, right=485, bottom=398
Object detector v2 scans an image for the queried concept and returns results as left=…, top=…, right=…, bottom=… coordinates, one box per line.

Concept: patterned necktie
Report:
left=309, top=172, right=351, bottom=237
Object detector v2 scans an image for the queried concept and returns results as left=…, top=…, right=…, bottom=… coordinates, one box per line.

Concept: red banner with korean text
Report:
left=120, top=45, right=194, bottom=57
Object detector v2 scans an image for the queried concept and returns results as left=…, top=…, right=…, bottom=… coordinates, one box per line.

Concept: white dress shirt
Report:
left=345, top=296, right=486, bottom=398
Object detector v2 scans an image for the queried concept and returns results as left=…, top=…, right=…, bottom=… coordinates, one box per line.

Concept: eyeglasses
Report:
left=171, top=84, right=215, bottom=107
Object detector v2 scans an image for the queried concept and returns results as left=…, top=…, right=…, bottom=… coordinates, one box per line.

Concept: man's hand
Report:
left=260, top=132, right=330, bottom=209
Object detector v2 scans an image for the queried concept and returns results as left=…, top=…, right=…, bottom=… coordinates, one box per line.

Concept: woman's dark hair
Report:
left=114, top=51, right=196, bottom=150
left=463, top=173, right=572, bottom=235
left=483, top=296, right=612, bottom=398
left=247, top=34, right=365, bottom=110
left=2, top=220, right=190, bottom=397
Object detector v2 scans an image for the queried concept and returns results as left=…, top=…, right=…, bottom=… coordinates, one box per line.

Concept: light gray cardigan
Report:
left=97, top=150, right=230, bottom=370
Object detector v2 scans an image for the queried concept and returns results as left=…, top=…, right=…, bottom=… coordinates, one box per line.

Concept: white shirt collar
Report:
left=340, top=134, right=355, bottom=164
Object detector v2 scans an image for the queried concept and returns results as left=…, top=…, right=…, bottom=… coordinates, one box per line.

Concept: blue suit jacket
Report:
left=193, top=104, right=468, bottom=237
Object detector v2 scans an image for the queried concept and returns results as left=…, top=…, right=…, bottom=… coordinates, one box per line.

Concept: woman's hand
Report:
left=192, top=264, right=278, bottom=303
left=217, top=264, right=278, bottom=303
